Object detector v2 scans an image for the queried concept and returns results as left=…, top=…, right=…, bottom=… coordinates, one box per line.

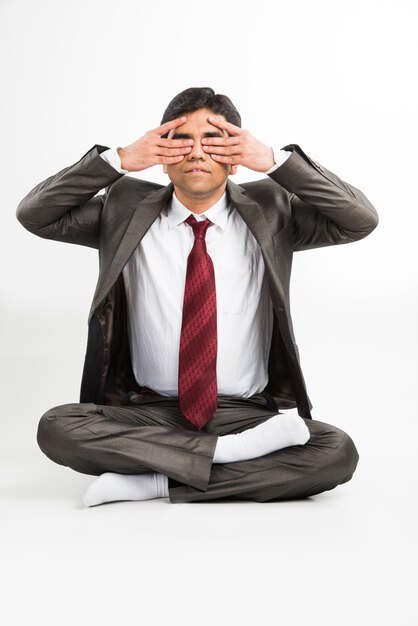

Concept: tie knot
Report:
left=185, top=214, right=212, bottom=240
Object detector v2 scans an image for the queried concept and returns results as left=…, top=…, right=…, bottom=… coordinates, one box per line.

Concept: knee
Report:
left=37, top=405, right=66, bottom=460
left=37, top=402, right=96, bottom=462
left=328, top=430, right=360, bottom=485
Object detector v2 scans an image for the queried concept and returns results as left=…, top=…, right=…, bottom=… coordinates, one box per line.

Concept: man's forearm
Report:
left=268, top=145, right=379, bottom=249
left=100, top=148, right=130, bottom=174
left=16, top=145, right=124, bottom=247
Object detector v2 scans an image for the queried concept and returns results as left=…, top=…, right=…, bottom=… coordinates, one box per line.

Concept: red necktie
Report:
left=178, top=215, right=218, bottom=429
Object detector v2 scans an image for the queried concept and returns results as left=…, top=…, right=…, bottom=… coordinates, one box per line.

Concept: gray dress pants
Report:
left=36, top=390, right=359, bottom=503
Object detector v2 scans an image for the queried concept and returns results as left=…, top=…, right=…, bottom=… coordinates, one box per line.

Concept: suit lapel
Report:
left=226, top=179, right=287, bottom=311
left=90, top=182, right=174, bottom=318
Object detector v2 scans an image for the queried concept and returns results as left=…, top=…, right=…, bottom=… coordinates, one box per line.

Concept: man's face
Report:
left=163, top=107, right=237, bottom=200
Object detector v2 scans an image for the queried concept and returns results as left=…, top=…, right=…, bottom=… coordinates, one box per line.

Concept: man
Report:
left=16, top=87, right=378, bottom=506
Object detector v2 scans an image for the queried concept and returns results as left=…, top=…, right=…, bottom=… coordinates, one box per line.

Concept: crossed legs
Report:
left=36, top=392, right=359, bottom=504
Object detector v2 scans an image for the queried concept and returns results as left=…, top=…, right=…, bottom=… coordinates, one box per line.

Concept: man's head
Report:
left=160, top=87, right=241, bottom=131
left=160, top=88, right=242, bottom=207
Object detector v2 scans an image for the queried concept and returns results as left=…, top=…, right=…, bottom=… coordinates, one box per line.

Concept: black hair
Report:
left=160, top=87, right=241, bottom=137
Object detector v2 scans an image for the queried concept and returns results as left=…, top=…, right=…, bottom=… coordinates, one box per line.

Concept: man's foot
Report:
left=82, top=472, right=169, bottom=507
left=212, top=412, right=310, bottom=464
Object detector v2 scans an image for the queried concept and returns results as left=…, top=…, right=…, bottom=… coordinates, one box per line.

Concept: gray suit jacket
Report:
left=16, top=143, right=379, bottom=419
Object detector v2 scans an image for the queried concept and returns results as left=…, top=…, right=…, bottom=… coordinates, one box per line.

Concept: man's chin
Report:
left=175, top=183, right=225, bottom=198
left=183, top=186, right=214, bottom=196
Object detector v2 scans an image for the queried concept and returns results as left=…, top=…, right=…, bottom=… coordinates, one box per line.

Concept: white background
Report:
left=1, top=0, right=417, bottom=624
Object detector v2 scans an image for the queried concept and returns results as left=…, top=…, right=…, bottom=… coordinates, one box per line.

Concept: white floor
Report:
left=1, top=342, right=417, bottom=626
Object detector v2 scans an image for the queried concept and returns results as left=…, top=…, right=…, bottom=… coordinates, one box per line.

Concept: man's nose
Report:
left=188, top=138, right=206, bottom=160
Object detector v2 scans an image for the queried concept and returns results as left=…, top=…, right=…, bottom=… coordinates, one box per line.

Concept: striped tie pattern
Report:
left=178, top=215, right=218, bottom=429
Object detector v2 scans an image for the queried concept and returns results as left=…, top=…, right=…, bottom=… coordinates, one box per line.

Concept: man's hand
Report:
left=200, top=115, right=275, bottom=173
left=116, top=117, right=194, bottom=172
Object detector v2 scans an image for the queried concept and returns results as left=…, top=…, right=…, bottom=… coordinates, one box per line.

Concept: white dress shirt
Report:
left=100, top=146, right=291, bottom=398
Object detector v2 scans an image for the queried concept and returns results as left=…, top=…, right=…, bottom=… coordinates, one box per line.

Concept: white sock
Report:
left=212, top=413, right=310, bottom=464
left=82, top=472, right=169, bottom=507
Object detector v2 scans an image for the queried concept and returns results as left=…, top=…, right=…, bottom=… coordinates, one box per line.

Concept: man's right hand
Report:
left=116, top=117, right=194, bottom=172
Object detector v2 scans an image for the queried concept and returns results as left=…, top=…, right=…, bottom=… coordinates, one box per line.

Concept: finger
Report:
left=156, top=146, right=192, bottom=157
left=209, top=154, right=239, bottom=165
left=158, top=154, right=186, bottom=164
left=157, top=137, right=194, bottom=148
left=153, top=116, right=187, bottom=135
left=201, top=136, right=240, bottom=146
left=203, top=145, right=240, bottom=156
left=207, top=115, right=242, bottom=135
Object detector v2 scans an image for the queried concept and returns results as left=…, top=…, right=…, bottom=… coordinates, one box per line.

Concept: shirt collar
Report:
left=167, top=189, right=230, bottom=231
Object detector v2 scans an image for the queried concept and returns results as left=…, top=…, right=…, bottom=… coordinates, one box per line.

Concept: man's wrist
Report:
left=265, top=148, right=291, bottom=174
left=116, top=146, right=130, bottom=172
left=99, top=147, right=130, bottom=174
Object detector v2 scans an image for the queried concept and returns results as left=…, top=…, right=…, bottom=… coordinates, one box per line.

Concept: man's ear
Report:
left=229, top=164, right=238, bottom=175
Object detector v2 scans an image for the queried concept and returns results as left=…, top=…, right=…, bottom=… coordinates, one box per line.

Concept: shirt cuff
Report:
left=264, top=148, right=291, bottom=174
left=100, top=147, right=130, bottom=174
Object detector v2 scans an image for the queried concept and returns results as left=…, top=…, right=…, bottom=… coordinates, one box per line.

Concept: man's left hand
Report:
left=201, top=115, right=275, bottom=173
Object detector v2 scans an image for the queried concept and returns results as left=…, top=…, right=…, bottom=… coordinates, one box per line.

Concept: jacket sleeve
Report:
left=267, top=144, right=379, bottom=251
left=16, top=144, right=125, bottom=249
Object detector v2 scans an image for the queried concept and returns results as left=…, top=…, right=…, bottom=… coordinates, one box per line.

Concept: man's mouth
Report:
left=186, top=168, right=209, bottom=174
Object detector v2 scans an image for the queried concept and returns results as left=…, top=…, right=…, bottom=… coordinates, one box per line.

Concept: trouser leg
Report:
left=37, top=391, right=277, bottom=492
left=168, top=414, right=360, bottom=503
left=37, top=392, right=359, bottom=503
left=36, top=398, right=218, bottom=491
